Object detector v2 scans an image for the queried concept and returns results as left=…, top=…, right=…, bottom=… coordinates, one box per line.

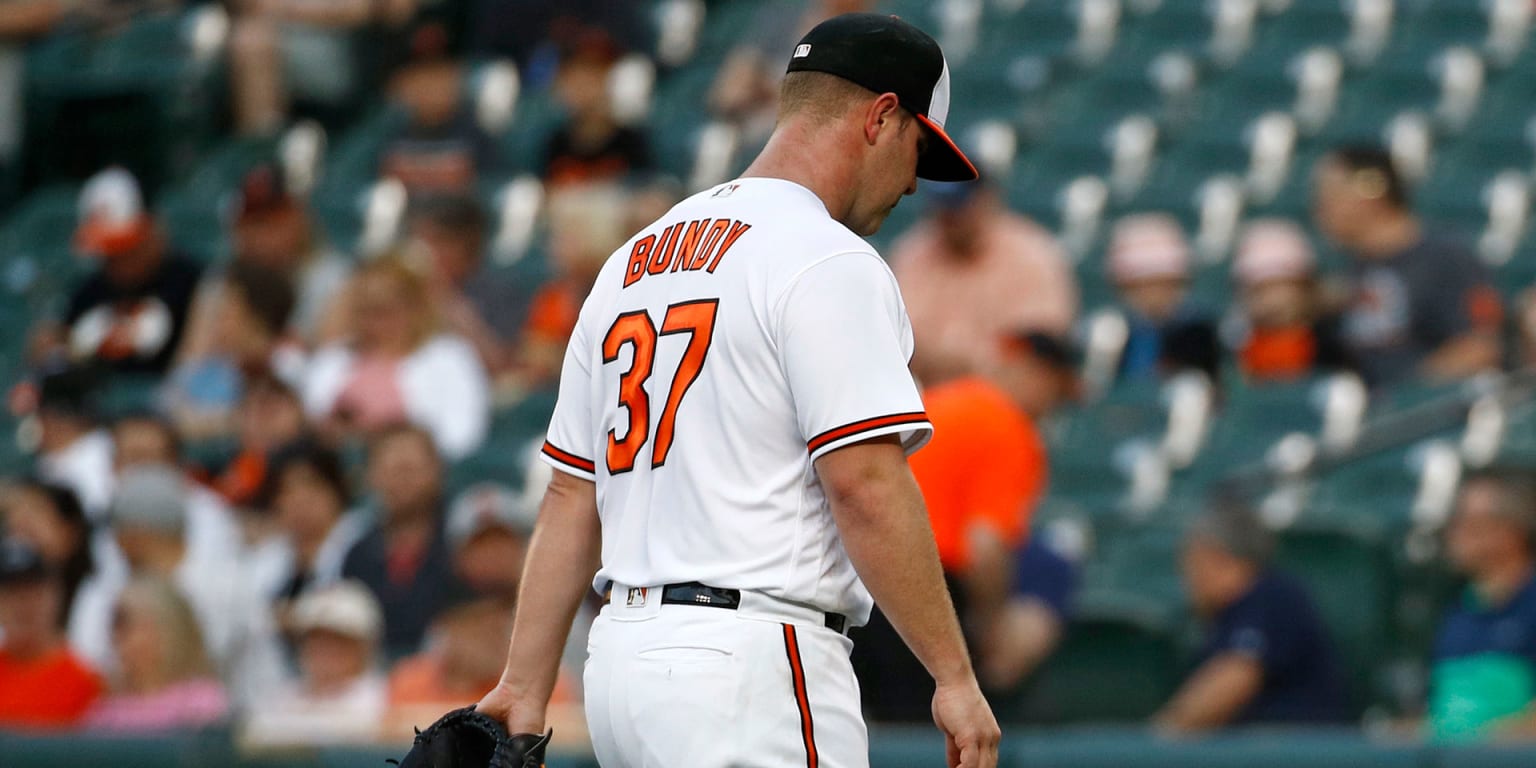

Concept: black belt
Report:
left=660, top=582, right=849, bottom=635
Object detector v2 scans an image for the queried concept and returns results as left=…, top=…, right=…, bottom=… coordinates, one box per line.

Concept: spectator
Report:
left=341, top=425, right=470, bottom=657
left=228, top=0, right=416, bottom=134
left=0, top=538, right=103, bottom=729
left=85, top=577, right=229, bottom=732
left=1516, top=288, right=1536, bottom=369
left=90, top=465, right=285, bottom=705
left=467, top=0, right=649, bottom=74
left=165, top=262, right=302, bottom=442
left=243, top=581, right=387, bottom=745
left=1428, top=468, right=1536, bottom=741
left=891, top=181, right=1078, bottom=385
left=303, top=255, right=490, bottom=460
left=180, top=163, right=352, bottom=353
left=407, top=194, right=532, bottom=375
left=110, top=413, right=244, bottom=571
left=979, top=535, right=1077, bottom=692
left=446, top=483, right=534, bottom=599
left=31, top=168, right=203, bottom=375
left=209, top=373, right=311, bottom=509
left=381, top=23, right=496, bottom=196
left=386, top=596, right=521, bottom=738
left=518, top=183, right=631, bottom=388
left=0, top=481, right=102, bottom=640
left=540, top=31, right=652, bottom=189
left=854, top=330, right=1078, bottom=722
left=1226, top=219, right=1353, bottom=382
left=1106, top=214, right=1222, bottom=382
left=30, top=366, right=114, bottom=517
left=1154, top=506, right=1348, bottom=732
left=257, top=442, right=367, bottom=610
left=707, top=0, right=872, bottom=150
left=1312, top=145, right=1503, bottom=389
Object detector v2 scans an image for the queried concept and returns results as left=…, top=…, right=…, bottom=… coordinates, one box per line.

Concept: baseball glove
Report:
left=391, top=706, right=552, bottom=768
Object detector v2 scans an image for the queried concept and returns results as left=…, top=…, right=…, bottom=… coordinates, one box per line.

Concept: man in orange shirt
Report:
left=853, top=330, right=1078, bottom=722
left=0, top=538, right=102, bottom=728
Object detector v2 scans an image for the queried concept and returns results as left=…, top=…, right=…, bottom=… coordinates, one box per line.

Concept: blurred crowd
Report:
left=4, top=0, right=1536, bottom=753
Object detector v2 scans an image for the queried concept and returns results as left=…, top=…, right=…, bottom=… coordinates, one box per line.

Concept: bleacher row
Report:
left=6, top=0, right=1536, bottom=727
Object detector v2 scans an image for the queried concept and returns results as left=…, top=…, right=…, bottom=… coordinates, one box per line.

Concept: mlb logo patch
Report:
left=626, top=587, right=649, bottom=606
left=794, top=44, right=812, bottom=58
left=711, top=183, right=741, bottom=198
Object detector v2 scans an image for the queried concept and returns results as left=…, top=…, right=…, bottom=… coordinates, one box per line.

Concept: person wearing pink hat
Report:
left=1106, top=214, right=1221, bottom=381
left=1228, top=219, right=1352, bottom=382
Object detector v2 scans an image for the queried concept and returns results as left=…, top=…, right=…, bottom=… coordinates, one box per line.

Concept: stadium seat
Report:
left=1274, top=523, right=1397, bottom=714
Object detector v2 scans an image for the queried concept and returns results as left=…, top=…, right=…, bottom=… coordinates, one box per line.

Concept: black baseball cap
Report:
left=786, top=13, right=979, bottom=182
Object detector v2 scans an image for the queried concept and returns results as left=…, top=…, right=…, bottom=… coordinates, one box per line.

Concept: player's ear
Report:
left=863, top=92, right=902, bottom=146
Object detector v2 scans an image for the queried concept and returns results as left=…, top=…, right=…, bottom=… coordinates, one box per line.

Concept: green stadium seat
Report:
left=1191, top=377, right=1332, bottom=479
left=1003, top=589, right=1184, bottom=723
left=157, top=136, right=283, bottom=262
left=1274, top=524, right=1396, bottom=714
left=1047, top=380, right=1176, bottom=515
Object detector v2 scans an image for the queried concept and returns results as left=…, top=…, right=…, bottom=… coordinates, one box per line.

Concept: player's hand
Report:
left=931, top=679, right=1001, bottom=768
left=474, top=679, right=544, bottom=735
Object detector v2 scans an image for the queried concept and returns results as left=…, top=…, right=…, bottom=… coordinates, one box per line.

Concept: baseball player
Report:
left=476, top=13, right=1001, bottom=768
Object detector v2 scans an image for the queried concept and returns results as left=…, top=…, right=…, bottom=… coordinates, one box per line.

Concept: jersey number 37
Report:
left=602, top=299, right=718, bottom=474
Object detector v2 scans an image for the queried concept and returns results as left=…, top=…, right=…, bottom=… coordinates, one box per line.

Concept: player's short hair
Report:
left=1325, top=144, right=1410, bottom=209
left=779, top=70, right=884, bottom=125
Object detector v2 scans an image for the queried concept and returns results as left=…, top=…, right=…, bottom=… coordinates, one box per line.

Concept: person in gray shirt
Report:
left=1312, top=145, right=1503, bottom=389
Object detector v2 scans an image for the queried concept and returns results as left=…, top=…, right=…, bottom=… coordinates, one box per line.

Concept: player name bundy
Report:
left=623, top=217, right=753, bottom=288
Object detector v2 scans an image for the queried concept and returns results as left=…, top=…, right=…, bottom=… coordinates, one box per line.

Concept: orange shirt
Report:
left=1241, top=326, right=1318, bottom=381
left=908, top=377, right=1046, bottom=573
left=526, top=282, right=583, bottom=345
left=0, top=646, right=103, bottom=729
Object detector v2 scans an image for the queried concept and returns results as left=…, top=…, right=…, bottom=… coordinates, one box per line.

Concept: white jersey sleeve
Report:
left=775, top=250, right=933, bottom=461
left=541, top=318, right=599, bottom=480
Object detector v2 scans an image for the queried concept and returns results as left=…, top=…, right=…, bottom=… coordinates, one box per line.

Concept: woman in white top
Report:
left=302, top=254, right=489, bottom=460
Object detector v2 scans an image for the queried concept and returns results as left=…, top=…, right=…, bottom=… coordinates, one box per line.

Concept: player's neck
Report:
left=741, top=124, right=859, bottom=225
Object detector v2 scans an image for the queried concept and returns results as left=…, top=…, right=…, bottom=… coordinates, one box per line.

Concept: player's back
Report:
left=539, top=177, right=931, bottom=620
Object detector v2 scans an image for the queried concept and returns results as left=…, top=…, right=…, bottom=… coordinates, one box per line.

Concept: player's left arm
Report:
left=477, top=468, right=601, bottom=734
left=1151, top=652, right=1264, bottom=734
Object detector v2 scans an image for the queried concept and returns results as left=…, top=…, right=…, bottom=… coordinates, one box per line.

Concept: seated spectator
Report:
left=518, top=183, right=630, bottom=388
left=0, top=480, right=107, bottom=651
left=540, top=31, right=652, bottom=189
left=892, top=180, right=1079, bottom=385
left=111, top=413, right=244, bottom=571
left=303, top=255, right=490, bottom=460
left=1312, top=145, right=1503, bottom=389
left=1429, top=468, right=1536, bottom=741
left=381, top=23, right=496, bottom=196
left=1106, top=214, right=1222, bottom=382
left=446, top=483, right=534, bottom=600
left=85, top=466, right=285, bottom=705
left=243, top=581, right=387, bottom=745
left=1154, top=506, right=1348, bottom=732
left=407, top=194, right=532, bottom=375
left=30, top=168, right=202, bottom=375
left=29, top=366, right=115, bottom=517
left=85, top=577, right=229, bottom=732
left=228, top=0, right=416, bottom=134
left=707, top=0, right=872, bottom=150
left=980, top=535, right=1077, bottom=693
left=165, top=262, right=302, bottom=441
left=1226, top=219, right=1352, bottom=382
left=385, top=596, right=516, bottom=737
left=341, top=425, right=470, bottom=657
left=0, top=539, right=103, bottom=729
left=854, top=330, right=1077, bottom=723
left=259, top=442, right=367, bottom=612
left=209, top=373, right=311, bottom=509
left=180, top=163, right=352, bottom=351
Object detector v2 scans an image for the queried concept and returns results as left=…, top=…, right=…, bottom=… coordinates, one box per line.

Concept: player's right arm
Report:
left=816, top=438, right=1000, bottom=768
left=777, top=251, right=999, bottom=768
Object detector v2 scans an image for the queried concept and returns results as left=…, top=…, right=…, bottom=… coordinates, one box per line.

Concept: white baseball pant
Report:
left=583, top=584, right=868, bottom=768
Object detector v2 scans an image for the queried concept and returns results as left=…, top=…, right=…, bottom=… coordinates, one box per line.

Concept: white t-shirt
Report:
left=540, top=178, right=931, bottom=625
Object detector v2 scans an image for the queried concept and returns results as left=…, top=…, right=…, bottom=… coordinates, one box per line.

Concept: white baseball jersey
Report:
left=539, top=177, right=932, bottom=625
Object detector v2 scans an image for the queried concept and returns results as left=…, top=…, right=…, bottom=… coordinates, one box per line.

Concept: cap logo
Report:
left=794, top=44, right=812, bottom=58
